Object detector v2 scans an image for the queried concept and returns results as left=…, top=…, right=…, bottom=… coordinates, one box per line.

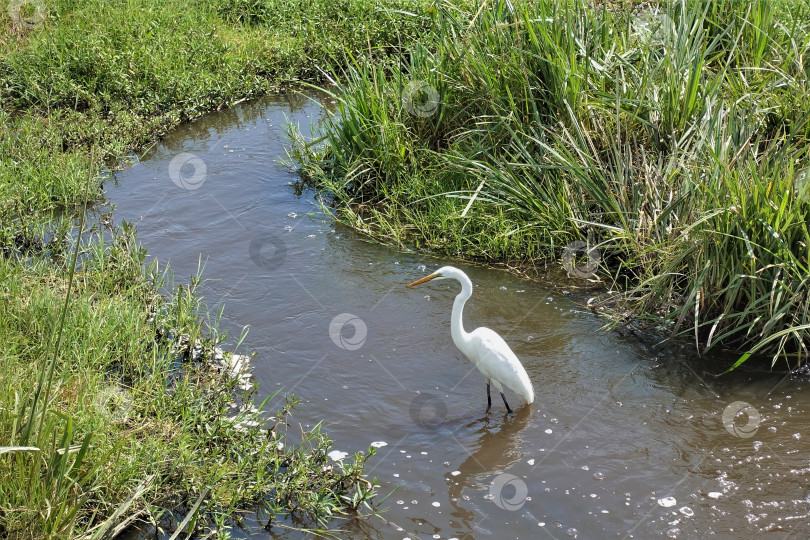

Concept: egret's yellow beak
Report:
left=407, top=273, right=440, bottom=287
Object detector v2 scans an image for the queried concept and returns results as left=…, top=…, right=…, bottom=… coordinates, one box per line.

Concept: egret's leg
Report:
left=486, top=383, right=492, bottom=410
left=500, top=392, right=513, bottom=414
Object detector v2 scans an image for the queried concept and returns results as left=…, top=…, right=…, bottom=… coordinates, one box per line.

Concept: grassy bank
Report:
left=1, top=0, right=435, bottom=241
left=295, top=0, right=810, bottom=368
left=0, top=0, right=439, bottom=537
left=1, top=224, right=377, bottom=538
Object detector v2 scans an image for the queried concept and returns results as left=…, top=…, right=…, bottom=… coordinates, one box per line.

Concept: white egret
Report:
left=407, top=266, right=534, bottom=413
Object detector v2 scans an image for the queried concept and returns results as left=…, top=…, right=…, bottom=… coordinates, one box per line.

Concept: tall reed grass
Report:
left=296, top=0, right=810, bottom=367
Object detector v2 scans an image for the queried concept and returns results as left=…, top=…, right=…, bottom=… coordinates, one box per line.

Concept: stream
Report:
left=104, top=91, right=810, bottom=540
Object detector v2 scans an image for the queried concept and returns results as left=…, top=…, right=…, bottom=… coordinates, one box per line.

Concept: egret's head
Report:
left=406, top=266, right=460, bottom=287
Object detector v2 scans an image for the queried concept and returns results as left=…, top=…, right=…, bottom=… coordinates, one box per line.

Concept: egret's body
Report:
left=408, top=266, right=534, bottom=413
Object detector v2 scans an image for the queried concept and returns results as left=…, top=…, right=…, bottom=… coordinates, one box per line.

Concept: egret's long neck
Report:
left=450, top=275, right=474, bottom=354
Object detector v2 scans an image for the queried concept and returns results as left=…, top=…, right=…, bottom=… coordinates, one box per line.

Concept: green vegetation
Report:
left=1, top=0, right=437, bottom=537
left=1, top=0, right=434, bottom=241
left=295, top=0, right=810, bottom=367
left=1, top=222, right=377, bottom=538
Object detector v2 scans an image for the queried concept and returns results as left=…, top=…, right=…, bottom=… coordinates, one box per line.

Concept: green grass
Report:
left=0, top=0, right=443, bottom=537
left=0, top=0, right=435, bottom=242
left=1, top=225, right=378, bottom=537
left=294, top=0, right=810, bottom=367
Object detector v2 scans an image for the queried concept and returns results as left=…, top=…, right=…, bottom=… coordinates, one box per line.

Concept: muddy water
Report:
left=105, top=92, right=810, bottom=539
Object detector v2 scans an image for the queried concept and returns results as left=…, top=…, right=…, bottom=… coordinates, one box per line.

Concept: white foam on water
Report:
left=679, top=507, right=694, bottom=517
left=658, top=496, right=677, bottom=508
left=327, top=450, right=348, bottom=461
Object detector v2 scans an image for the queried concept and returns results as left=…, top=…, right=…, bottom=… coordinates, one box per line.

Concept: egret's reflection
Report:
left=446, top=407, right=533, bottom=534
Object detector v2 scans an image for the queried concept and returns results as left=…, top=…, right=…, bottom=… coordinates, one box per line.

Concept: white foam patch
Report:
left=327, top=450, right=348, bottom=461
left=658, top=496, right=677, bottom=508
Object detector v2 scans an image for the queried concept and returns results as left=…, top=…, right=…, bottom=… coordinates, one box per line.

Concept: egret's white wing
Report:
left=469, top=327, right=534, bottom=404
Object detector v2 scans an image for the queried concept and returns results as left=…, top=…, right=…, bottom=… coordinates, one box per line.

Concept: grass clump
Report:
left=1, top=224, right=378, bottom=538
left=294, top=0, right=810, bottom=367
